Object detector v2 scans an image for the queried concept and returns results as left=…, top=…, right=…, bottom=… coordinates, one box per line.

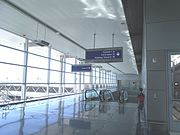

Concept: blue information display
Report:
left=72, top=64, right=92, bottom=72
left=85, top=47, right=123, bottom=63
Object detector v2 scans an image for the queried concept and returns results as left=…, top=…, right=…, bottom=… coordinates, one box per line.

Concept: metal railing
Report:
left=0, top=89, right=15, bottom=104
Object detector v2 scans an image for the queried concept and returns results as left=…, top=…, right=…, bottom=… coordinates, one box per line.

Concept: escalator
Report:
left=84, top=89, right=115, bottom=102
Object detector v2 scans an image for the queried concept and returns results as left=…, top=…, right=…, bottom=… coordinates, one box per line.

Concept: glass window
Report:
left=0, top=63, right=23, bottom=83
left=65, top=58, right=75, bottom=72
left=64, top=57, right=76, bottom=84
left=92, top=68, right=96, bottom=84
left=96, top=68, right=100, bottom=84
left=28, top=46, right=48, bottom=57
left=0, top=28, right=115, bottom=102
left=51, top=49, right=64, bottom=61
left=0, top=29, right=25, bottom=85
left=27, top=67, right=47, bottom=83
left=81, top=73, right=84, bottom=83
left=170, top=54, right=180, bottom=122
left=50, top=71, right=60, bottom=83
left=101, top=70, right=105, bottom=84
left=50, top=59, right=61, bottom=71
left=28, top=54, right=48, bottom=69
left=65, top=72, right=75, bottom=83
left=0, top=29, right=25, bottom=50
left=84, top=72, right=90, bottom=83
left=0, top=46, right=24, bottom=65
left=66, top=58, right=75, bottom=65
left=76, top=72, right=81, bottom=84
left=65, top=63, right=71, bottom=73
left=50, top=49, right=63, bottom=71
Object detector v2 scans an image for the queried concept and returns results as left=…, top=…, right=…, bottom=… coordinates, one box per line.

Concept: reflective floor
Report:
left=0, top=94, right=169, bottom=135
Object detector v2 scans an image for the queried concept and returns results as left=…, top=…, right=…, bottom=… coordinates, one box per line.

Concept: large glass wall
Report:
left=0, top=28, right=117, bottom=104
left=27, top=46, right=49, bottom=98
left=49, top=49, right=62, bottom=95
left=0, top=29, right=25, bottom=102
left=64, top=58, right=76, bottom=94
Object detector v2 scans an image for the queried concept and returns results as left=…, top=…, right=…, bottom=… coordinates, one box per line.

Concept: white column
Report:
left=47, top=46, right=51, bottom=97
left=21, top=39, right=28, bottom=101
left=74, top=58, right=77, bottom=93
left=79, top=72, right=81, bottom=93
left=59, top=56, right=64, bottom=95
left=63, top=55, right=66, bottom=94
left=90, top=70, right=93, bottom=89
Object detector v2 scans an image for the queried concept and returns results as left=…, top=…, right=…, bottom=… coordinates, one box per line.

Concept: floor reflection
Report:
left=0, top=94, right=164, bottom=135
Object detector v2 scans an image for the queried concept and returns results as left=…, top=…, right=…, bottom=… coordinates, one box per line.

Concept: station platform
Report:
left=0, top=94, right=169, bottom=135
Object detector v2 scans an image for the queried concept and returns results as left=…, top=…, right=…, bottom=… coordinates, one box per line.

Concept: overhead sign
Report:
left=72, top=64, right=92, bottom=72
left=85, top=47, right=123, bottom=63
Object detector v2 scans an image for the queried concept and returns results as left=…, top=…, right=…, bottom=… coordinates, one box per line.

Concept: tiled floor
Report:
left=0, top=94, right=170, bottom=135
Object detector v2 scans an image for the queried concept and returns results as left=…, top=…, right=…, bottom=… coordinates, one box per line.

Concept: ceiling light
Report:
left=56, top=32, right=60, bottom=35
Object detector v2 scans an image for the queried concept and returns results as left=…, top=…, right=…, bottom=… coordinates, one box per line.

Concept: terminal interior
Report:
left=0, top=0, right=180, bottom=135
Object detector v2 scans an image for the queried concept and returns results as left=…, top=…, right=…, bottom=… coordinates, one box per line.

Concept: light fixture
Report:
left=56, top=31, right=60, bottom=35
left=31, top=23, right=50, bottom=47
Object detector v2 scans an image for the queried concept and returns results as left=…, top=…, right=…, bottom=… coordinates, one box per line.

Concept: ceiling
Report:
left=122, top=0, right=143, bottom=73
left=1, top=0, right=142, bottom=75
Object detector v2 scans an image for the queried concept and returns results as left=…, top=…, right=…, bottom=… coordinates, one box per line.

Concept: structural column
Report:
left=21, top=39, right=28, bottom=101
left=47, top=46, right=51, bottom=97
left=59, top=55, right=64, bottom=95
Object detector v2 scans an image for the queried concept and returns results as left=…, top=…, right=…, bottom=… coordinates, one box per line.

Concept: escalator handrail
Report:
left=85, top=89, right=99, bottom=100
